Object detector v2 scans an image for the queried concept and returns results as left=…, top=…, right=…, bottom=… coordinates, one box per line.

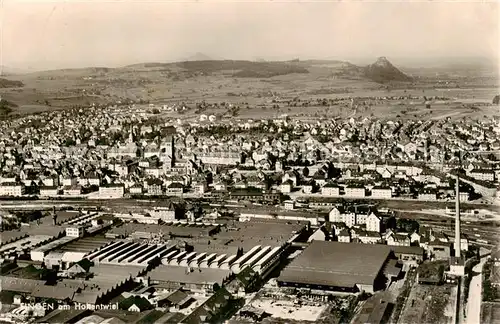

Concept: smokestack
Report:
left=424, top=139, right=428, bottom=162
left=455, top=175, right=461, bottom=259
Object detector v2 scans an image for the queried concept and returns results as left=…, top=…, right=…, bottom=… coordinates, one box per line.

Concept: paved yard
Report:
left=250, top=298, right=326, bottom=322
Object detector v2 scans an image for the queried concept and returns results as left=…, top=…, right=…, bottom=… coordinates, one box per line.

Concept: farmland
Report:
left=0, top=59, right=498, bottom=120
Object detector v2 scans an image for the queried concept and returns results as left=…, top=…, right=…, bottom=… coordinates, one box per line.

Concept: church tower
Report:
left=160, top=135, right=175, bottom=168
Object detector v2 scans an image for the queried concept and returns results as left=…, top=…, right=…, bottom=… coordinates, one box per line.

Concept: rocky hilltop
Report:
left=363, top=56, right=413, bottom=83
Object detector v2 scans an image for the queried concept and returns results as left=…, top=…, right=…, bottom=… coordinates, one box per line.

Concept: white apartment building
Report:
left=0, top=183, right=25, bottom=196
left=321, top=184, right=340, bottom=196
left=366, top=213, right=382, bottom=233
left=66, top=226, right=84, bottom=237
left=148, top=207, right=176, bottom=221
left=371, top=187, right=392, bottom=199
left=99, top=185, right=125, bottom=198
left=62, top=177, right=78, bottom=187
left=468, top=170, right=495, bottom=182
left=40, top=186, right=59, bottom=197
left=344, top=186, right=366, bottom=198
left=329, top=207, right=343, bottom=223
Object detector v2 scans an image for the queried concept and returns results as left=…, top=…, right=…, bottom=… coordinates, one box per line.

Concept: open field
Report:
left=0, top=59, right=498, bottom=120
left=399, top=284, right=456, bottom=324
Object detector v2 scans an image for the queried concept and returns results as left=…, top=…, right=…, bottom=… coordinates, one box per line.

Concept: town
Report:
left=1, top=1, right=500, bottom=323
left=0, top=102, right=499, bottom=202
left=0, top=99, right=499, bottom=324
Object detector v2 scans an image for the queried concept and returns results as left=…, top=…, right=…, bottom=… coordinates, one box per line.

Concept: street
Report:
left=465, top=257, right=488, bottom=324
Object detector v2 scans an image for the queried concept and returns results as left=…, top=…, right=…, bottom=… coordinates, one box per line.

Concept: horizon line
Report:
left=2, top=55, right=498, bottom=74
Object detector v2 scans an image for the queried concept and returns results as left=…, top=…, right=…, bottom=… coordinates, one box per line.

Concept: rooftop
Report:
left=32, top=236, right=78, bottom=253
left=353, top=295, right=394, bottom=324
left=107, top=223, right=218, bottom=238
left=278, top=241, right=391, bottom=288
left=148, top=265, right=231, bottom=286
left=55, top=237, right=114, bottom=253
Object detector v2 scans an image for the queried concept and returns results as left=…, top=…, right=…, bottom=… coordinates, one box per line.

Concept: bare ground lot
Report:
left=399, top=284, right=455, bottom=324
left=482, top=302, right=500, bottom=324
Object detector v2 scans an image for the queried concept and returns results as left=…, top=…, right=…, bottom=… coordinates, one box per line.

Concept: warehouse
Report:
left=87, top=241, right=176, bottom=266
left=0, top=235, right=53, bottom=259
left=147, top=265, right=231, bottom=293
left=277, top=241, right=393, bottom=294
left=30, top=236, right=78, bottom=263
left=390, top=245, right=425, bottom=266
left=214, top=219, right=307, bottom=252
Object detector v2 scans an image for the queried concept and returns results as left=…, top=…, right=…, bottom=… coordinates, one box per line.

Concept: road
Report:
left=465, top=257, right=488, bottom=324
left=445, top=285, right=459, bottom=324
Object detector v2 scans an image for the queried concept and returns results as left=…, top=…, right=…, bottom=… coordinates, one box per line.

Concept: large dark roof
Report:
left=278, top=241, right=390, bottom=288
left=390, top=245, right=424, bottom=256
left=1, top=277, right=45, bottom=293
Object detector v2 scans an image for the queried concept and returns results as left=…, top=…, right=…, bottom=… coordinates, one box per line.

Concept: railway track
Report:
left=420, top=225, right=499, bottom=245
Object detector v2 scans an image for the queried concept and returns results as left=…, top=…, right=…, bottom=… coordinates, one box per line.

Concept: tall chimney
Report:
left=455, top=175, right=461, bottom=258
left=424, top=139, right=428, bottom=162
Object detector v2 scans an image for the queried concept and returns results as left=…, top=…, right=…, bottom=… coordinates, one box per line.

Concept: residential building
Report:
left=371, top=186, right=392, bottom=199
left=366, top=212, right=382, bottom=233
left=0, top=183, right=25, bottom=196
left=66, top=226, right=84, bottom=237
left=99, top=184, right=125, bottom=198
left=321, top=183, right=340, bottom=196
left=345, top=185, right=366, bottom=198
left=63, top=185, right=82, bottom=196
left=39, top=186, right=58, bottom=197
left=337, top=228, right=351, bottom=243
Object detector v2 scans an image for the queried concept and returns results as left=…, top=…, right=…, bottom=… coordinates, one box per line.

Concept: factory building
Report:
left=278, top=241, right=396, bottom=294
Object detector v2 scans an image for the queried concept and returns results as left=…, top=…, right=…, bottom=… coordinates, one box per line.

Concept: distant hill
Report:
left=13, top=57, right=413, bottom=82
left=0, top=78, right=24, bottom=88
left=363, top=57, right=412, bottom=83
left=177, top=60, right=309, bottom=78
left=0, top=66, right=30, bottom=76
left=184, top=52, right=217, bottom=61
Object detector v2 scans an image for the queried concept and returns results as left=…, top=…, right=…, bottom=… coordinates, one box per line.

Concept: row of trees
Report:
left=483, top=260, right=499, bottom=302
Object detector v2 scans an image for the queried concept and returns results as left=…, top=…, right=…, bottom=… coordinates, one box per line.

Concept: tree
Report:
left=396, top=218, right=419, bottom=233
left=64, top=138, right=76, bottom=147
left=0, top=99, right=13, bottom=115
left=385, top=216, right=397, bottom=229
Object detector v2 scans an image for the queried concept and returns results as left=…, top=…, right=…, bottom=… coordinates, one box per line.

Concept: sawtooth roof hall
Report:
left=278, top=241, right=395, bottom=294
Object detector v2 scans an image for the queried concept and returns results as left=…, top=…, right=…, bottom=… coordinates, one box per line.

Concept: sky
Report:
left=2, top=0, right=499, bottom=71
